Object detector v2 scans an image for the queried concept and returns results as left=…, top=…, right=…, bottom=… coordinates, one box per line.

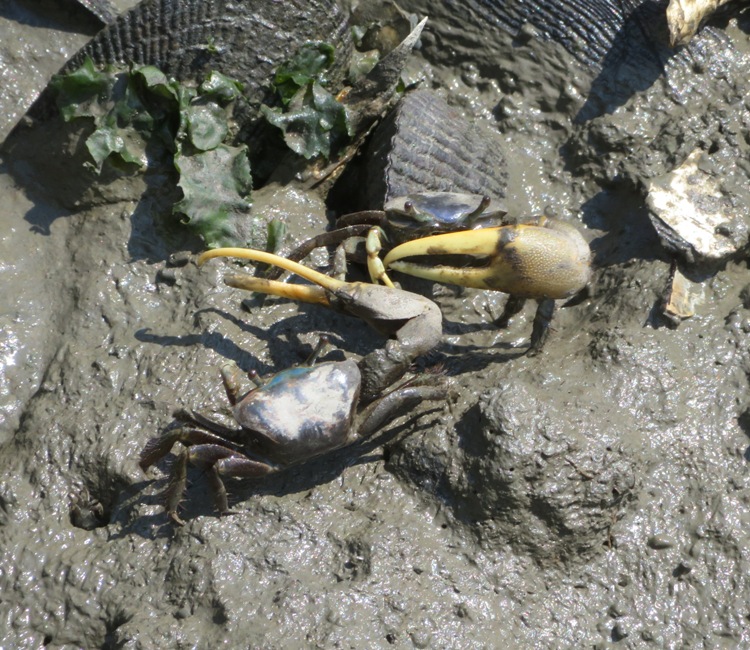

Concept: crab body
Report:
left=231, top=359, right=360, bottom=464
left=349, top=191, right=508, bottom=244
left=140, top=342, right=446, bottom=525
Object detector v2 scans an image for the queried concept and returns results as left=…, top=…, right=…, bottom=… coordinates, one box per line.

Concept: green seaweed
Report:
left=173, top=144, right=252, bottom=249
left=262, top=42, right=351, bottom=160
left=52, top=58, right=251, bottom=247
left=272, top=42, right=335, bottom=105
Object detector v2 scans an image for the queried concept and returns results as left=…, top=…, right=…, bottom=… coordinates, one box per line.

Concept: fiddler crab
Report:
left=276, top=192, right=591, bottom=353
left=275, top=192, right=506, bottom=283
left=197, top=247, right=443, bottom=403
left=140, top=336, right=447, bottom=526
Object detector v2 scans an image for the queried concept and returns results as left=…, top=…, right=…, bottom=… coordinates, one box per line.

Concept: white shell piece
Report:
left=646, top=149, right=743, bottom=263
left=663, top=265, right=703, bottom=324
left=666, top=0, right=733, bottom=46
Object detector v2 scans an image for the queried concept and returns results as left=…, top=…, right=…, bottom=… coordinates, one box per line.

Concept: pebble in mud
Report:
left=155, top=267, right=178, bottom=285
left=647, top=534, right=675, bottom=549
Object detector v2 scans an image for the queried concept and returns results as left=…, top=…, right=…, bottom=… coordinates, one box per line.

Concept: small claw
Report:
left=365, top=227, right=396, bottom=288
left=382, top=222, right=590, bottom=300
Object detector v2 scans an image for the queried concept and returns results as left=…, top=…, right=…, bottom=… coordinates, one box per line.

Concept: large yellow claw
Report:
left=381, top=218, right=591, bottom=300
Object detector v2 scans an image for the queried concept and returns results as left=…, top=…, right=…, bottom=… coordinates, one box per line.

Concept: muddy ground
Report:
left=1, top=1, right=750, bottom=648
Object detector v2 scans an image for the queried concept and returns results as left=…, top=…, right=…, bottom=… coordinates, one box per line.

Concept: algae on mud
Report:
left=1, top=0, right=750, bottom=648
left=50, top=58, right=254, bottom=247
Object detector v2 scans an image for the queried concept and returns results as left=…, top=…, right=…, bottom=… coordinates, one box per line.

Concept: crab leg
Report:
left=223, top=274, right=330, bottom=306
left=263, top=224, right=373, bottom=281
left=366, top=228, right=396, bottom=288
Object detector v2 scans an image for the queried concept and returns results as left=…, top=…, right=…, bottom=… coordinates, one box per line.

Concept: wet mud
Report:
left=1, top=1, right=750, bottom=648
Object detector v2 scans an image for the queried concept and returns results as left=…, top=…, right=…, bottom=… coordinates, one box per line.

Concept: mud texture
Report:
left=2, top=1, right=750, bottom=648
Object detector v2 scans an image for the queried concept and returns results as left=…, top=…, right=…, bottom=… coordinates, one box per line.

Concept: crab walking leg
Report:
left=187, top=444, right=274, bottom=516
left=495, top=295, right=527, bottom=328
left=165, top=450, right=188, bottom=525
left=139, top=425, right=276, bottom=525
left=166, top=444, right=275, bottom=525
left=265, top=224, right=373, bottom=281
left=358, top=384, right=448, bottom=438
left=528, top=298, right=557, bottom=356
left=139, top=426, right=233, bottom=471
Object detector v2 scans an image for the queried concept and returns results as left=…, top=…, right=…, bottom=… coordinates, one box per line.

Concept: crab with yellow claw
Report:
left=275, top=192, right=509, bottom=284
left=376, top=214, right=592, bottom=353
left=277, top=193, right=592, bottom=354
left=139, top=337, right=447, bottom=526
left=197, top=247, right=443, bottom=402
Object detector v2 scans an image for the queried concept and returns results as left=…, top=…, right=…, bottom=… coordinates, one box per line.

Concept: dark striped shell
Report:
left=363, top=89, right=508, bottom=207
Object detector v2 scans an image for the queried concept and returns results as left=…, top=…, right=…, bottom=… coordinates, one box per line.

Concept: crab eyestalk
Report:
left=381, top=221, right=591, bottom=300
left=197, top=247, right=354, bottom=305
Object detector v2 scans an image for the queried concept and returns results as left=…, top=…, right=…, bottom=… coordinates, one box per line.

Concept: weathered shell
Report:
left=645, top=148, right=749, bottom=265
left=667, top=0, right=737, bottom=45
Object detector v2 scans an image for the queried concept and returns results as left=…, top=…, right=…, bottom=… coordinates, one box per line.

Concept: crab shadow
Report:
left=2, top=113, right=197, bottom=266
left=577, top=188, right=666, bottom=268
left=136, top=291, right=530, bottom=381
left=576, top=0, right=750, bottom=122
left=0, top=1, right=105, bottom=33
left=136, top=302, right=387, bottom=378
